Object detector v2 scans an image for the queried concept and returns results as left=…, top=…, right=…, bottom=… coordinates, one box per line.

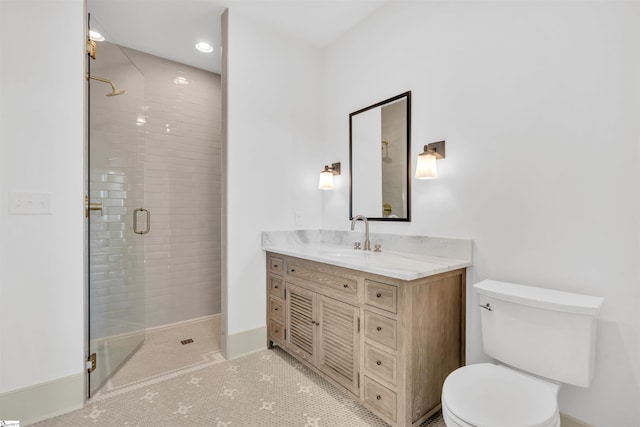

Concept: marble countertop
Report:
left=262, top=230, right=472, bottom=281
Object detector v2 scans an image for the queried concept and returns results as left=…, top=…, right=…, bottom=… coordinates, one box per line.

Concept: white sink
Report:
left=319, top=250, right=369, bottom=258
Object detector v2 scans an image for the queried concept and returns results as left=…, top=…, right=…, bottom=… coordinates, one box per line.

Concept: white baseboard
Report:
left=225, top=325, right=267, bottom=360
left=0, top=373, right=84, bottom=426
left=561, top=412, right=594, bottom=427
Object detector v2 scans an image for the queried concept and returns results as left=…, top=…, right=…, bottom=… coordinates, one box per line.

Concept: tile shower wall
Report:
left=122, top=47, right=222, bottom=328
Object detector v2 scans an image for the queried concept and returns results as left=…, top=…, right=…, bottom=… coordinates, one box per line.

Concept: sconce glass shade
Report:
left=415, top=152, right=438, bottom=179
left=318, top=169, right=335, bottom=190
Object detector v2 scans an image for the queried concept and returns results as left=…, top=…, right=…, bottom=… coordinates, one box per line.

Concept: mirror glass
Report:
left=349, top=91, right=411, bottom=221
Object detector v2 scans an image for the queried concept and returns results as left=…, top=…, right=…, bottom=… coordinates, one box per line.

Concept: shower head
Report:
left=106, top=89, right=127, bottom=97
left=87, top=73, right=127, bottom=97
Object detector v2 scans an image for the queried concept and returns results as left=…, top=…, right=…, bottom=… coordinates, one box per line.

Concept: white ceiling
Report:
left=88, top=0, right=388, bottom=75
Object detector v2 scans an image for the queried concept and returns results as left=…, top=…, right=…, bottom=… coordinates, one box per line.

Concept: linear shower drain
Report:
left=180, top=338, right=194, bottom=345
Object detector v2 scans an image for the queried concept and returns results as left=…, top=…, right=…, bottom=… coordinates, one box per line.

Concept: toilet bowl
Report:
left=442, top=363, right=560, bottom=427
left=441, top=280, right=603, bottom=427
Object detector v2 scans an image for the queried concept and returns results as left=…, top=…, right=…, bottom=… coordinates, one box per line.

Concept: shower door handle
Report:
left=133, top=208, right=150, bottom=235
left=85, top=195, right=103, bottom=217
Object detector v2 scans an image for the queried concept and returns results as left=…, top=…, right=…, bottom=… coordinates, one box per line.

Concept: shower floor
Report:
left=103, top=315, right=222, bottom=389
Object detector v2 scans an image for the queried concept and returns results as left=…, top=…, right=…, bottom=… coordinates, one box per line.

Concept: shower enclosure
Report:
left=86, top=18, right=147, bottom=396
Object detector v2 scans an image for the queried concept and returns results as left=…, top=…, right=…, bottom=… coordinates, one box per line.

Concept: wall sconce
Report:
left=415, top=140, right=446, bottom=179
left=318, top=162, right=341, bottom=190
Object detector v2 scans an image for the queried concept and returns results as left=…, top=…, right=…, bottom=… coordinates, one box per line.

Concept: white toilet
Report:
left=442, top=279, right=603, bottom=427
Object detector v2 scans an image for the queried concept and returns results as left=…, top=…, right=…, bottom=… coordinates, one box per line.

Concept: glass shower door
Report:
left=87, top=19, right=147, bottom=396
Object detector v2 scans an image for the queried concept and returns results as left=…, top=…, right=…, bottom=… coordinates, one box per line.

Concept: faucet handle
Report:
left=374, top=243, right=382, bottom=252
left=354, top=242, right=361, bottom=250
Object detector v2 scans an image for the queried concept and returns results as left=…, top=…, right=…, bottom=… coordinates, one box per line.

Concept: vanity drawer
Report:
left=286, top=262, right=358, bottom=301
left=364, top=311, right=397, bottom=350
left=363, top=376, right=397, bottom=424
left=268, top=297, right=284, bottom=323
left=364, top=343, right=397, bottom=386
left=269, top=319, right=285, bottom=345
left=364, top=280, right=397, bottom=313
left=268, top=275, right=284, bottom=299
left=268, top=256, right=284, bottom=275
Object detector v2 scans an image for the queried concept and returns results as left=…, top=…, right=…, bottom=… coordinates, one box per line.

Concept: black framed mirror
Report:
left=349, top=91, right=411, bottom=221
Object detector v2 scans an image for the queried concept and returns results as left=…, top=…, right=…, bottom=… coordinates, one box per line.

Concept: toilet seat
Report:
left=442, top=401, right=476, bottom=427
left=442, top=363, right=560, bottom=427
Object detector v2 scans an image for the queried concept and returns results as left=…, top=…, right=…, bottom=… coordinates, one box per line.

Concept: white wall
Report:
left=225, top=9, right=323, bottom=339
left=321, top=2, right=639, bottom=425
left=0, top=0, right=85, bottom=395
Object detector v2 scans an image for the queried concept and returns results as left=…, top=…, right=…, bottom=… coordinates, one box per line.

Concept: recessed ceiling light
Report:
left=173, top=76, right=189, bottom=86
left=195, top=42, right=214, bottom=53
left=89, top=30, right=105, bottom=42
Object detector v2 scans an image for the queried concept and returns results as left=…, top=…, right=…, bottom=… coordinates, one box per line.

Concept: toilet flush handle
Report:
left=479, top=302, right=493, bottom=311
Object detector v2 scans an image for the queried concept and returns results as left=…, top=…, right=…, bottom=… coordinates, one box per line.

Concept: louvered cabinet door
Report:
left=285, top=284, right=316, bottom=363
left=317, top=295, right=360, bottom=395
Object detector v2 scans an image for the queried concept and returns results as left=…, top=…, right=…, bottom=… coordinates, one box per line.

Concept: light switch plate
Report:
left=8, top=192, right=52, bottom=214
left=295, top=211, right=304, bottom=226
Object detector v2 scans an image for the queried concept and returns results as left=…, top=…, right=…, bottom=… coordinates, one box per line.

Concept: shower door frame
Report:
left=85, top=15, right=147, bottom=397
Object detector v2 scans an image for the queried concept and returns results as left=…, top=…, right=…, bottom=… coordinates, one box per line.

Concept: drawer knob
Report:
left=343, top=284, right=349, bottom=288
left=274, top=308, right=278, bottom=311
left=376, top=326, right=382, bottom=331
left=376, top=292, right=382, bottom=298
left=376, top=395, right=382, bottom=400
left=274, top=285, right=279, bottom=289
left=273, top=264, right=278, bottom=268
left=376, top=360, right=382, bottom=366
left=274, top=329, right=279, bottom=333
left=290, top=268, right=296, bottom=273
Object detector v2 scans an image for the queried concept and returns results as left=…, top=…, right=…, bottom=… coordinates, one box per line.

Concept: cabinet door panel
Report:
left=363, top=376, right=397, bottom=424
left=268, top=297, right=284, bottom=323
left=286, top=283, right=315, bottom=362
left=364, top=343, right=397, bottom=386
left=268, top=256, right=283, bottom=275
left=268, top=274, right=284, bottom=299
left=364, top=310, right=397, bottom=350
left=269, top=319, right=285, bottom=346
left=317, top=296, right=359, bottom=394
left=286, top=261, right=359, bottom=302
left=364, top=279, right=397, bottom=313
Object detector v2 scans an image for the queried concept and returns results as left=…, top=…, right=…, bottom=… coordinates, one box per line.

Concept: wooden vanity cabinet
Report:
left=266, top=252, right=466, bottom=427
left=285, top=283, right=360, bottom=394
left=267, top=256, right=286, bottom=347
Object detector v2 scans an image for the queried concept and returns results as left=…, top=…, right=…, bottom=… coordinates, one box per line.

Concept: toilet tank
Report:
left=475, top=280, right=603, bottom=387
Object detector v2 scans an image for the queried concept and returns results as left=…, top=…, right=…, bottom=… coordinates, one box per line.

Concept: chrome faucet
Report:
left=350, top=215, right=371, bottom=251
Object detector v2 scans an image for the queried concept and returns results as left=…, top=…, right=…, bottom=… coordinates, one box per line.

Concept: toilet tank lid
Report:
left=475, top=280, right=604, bottom=315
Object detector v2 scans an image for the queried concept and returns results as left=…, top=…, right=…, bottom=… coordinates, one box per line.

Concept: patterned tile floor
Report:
left=37, top=320, right=445, bottom=426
